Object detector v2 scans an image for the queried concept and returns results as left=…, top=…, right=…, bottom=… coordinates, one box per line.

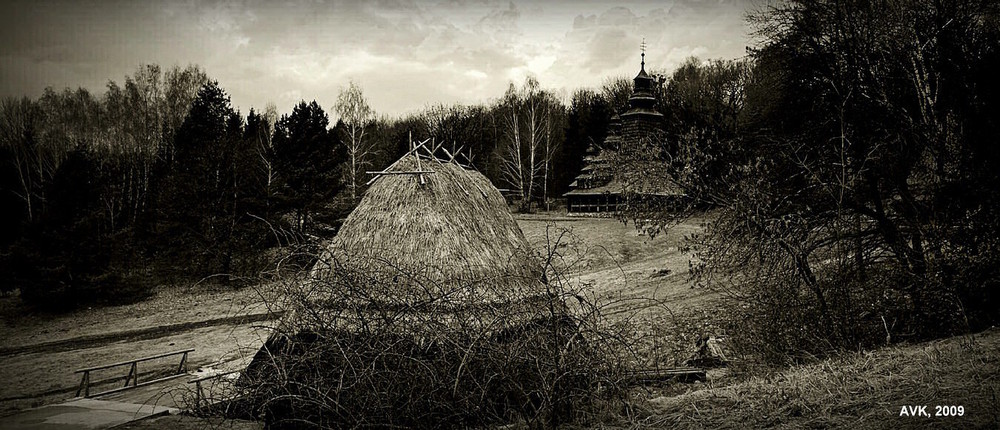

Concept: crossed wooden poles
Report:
left=365, top=132, right=477, bottom=187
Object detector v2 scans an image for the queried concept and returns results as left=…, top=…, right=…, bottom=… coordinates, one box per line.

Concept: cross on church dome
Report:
left=640, top=38, right=647, bottom=70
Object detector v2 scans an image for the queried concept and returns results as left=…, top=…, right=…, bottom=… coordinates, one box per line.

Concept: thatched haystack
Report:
left=310, top=154, right=547, bottom=312
left=238, top=152, right=588, bottom=428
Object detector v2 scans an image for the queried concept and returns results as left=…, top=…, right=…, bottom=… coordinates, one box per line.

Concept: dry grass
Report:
left=12, top=209, right=995, bottom=430
left=516, top=213, right=720, bottom=370
left=517, top=214, right=999, bottom=429
left=635, top=328, right=1000, bottom=429
left=230, top=158, right=613, bottom=428
left=237, top=250, right=633, bottom=428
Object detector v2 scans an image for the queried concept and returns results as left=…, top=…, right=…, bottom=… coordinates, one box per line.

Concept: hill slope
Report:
left=643, top=328, right=1000, bottom=429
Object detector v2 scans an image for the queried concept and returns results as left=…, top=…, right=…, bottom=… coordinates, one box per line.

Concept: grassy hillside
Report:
left=636, top=328, right=1000, bottom=429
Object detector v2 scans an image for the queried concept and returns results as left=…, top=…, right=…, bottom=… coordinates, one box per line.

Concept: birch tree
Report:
left=498, top=83, right=525, bottom=209
left=261, top=102, right=278, bottom=197
left=498, top=77, right=556, bottom=212
left=335, top=81, right=375, bottom=199
left=0, top=97, right=41, bottom=222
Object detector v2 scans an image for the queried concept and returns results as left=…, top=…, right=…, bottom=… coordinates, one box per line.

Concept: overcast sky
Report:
left=0, top=0, right=754, bottom=118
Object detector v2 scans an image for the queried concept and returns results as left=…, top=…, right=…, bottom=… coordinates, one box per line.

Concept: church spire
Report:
left=640, top=38, right=646, bottom=71
left=623, top=39, right=662, bottom=118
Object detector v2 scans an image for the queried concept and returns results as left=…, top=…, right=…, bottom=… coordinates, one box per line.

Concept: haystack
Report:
left=250, top=145, right=562, bottom=349
left=310, top=154, right=547, bottom=314
left=240, top=150, right=578, bottom=428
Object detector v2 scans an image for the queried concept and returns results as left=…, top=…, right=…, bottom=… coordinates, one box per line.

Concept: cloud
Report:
left=476, top=1, right=521, bottom=34
left=0, top=0, right=751, bottom=117
left=597, top=6, right=636, bottom=26
left=581, top=29, right=636, bottom=72
left=190, top=0, right=537, bottom=114
left=546, top=1, right=748, bottom=94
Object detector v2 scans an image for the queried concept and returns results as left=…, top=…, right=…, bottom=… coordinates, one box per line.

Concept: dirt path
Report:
left=0, top=284, right=274, bottom=351
left=0, top=287, right=281, bottom=417
left=0, top=311, right=282, bottom=357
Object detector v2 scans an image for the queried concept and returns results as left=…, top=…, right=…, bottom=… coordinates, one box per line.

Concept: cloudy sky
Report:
left=1, top=0, right=755, bottom=117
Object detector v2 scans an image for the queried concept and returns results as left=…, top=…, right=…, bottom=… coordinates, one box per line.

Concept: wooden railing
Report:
left=75, top=348, right=194, bottom=398
left=188, top=369, right=242, bottom=409
left=624, top=366, right=706, bottom=384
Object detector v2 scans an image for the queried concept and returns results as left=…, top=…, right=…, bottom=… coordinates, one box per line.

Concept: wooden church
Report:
left=564, top=49, right=681, bottom=214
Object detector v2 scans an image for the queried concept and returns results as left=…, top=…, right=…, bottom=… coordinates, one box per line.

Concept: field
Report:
left=0, top=213, right=707, bottom=415
left=1, top=212, right=997, bottom=428
left=516, top=213, right=714, bottom=311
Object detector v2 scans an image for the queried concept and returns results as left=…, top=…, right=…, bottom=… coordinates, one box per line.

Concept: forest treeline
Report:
left=0, top=61, right=657, bottom=309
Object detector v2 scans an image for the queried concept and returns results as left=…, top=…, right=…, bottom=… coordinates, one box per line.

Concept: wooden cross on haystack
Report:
left=365, top=132, right=435, bottom=185
left=365, top=132, right=482, bottom=196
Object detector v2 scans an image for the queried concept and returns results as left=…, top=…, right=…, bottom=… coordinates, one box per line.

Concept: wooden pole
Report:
left=366, top=170, right=436, bottom=175
left=423, top=150, right=469, bottom=196
left=414, top=137, right=426, bottom=185
left=124, top=362, right=136, bottom=387
left=442, top=146, right=463, bottom=163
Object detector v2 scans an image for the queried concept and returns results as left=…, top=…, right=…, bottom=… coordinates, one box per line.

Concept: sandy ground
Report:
left=0, top=323, right=271, bottom=415
left=0, top=398, right=179, bottom=430
left=114, top=414, right=262, bottom=430
left=0, top=286, right=272, bottom=351
left=516, top=213, right=715, bottom=313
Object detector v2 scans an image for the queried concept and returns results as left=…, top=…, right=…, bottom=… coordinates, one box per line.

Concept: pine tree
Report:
left=156, top=81, right=263, bottom=279
left=271, top=100, right=345, bottom=235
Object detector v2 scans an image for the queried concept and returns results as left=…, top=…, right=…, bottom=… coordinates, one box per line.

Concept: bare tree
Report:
left=262, top=102, right=279, bottom=195
left=335, top=81, right=375, bottom=199
left=498, top=77, right=555, bottom=212
left=524, top=78, right=544, bottom=211
left=540, top=93, right=565, bottom=211
left=419, top=103, right=450, bottom=138
left=498, top=83, right=526, bottom=209
left=95, top=64, right=207, bottom=225
left=0, top=97, right=41, bottom=222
